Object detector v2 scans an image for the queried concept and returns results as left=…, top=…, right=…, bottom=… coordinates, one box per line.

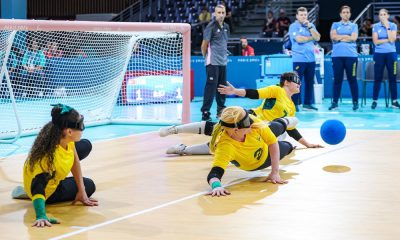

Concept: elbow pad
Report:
left=286, top=128, right=303, bottom=141
left=244, top=89, right=259, bottom=99
left=31, top=173, right=51, bottom=197
left=207, top=167, right=225, bottom=183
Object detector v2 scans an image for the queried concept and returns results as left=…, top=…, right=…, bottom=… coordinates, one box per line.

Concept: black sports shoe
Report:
left=352, top=102, right=359, bottom=111
left=371, top=101, right=377, bottom=109
left=392, top=101, right=400, bottom=109
left=201, top=111, right=211, bottom=121
left=303, top=104, right=318, bottom=111
left=329, top=102, right=338, bottom=110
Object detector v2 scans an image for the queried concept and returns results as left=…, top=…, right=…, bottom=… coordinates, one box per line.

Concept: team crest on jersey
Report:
left=254, top=148, right=263, bottom=160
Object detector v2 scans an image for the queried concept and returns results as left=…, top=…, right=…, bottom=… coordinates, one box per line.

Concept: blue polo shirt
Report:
left=373, top=21, right=397, bottom=53
left=331, top=21, right=358, bottom=57
left=289, top=21, right=317, bottom=62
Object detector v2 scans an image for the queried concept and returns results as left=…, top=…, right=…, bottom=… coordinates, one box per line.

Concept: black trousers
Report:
left=46, top=139, right=96, bottom=204
left=201, top=65, right=227, bottom=114
left=332, top=57, right=358, bottom=104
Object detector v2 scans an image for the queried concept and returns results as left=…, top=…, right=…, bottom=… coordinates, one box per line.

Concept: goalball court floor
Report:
left=1, top=97, right=400, bottom=240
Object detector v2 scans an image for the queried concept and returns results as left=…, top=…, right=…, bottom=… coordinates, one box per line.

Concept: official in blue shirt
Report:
left=371, top=9, right=399, bottom=109
left=289, top=7, right=321, bottom=111
left=329, top=6, right=359, bottom=111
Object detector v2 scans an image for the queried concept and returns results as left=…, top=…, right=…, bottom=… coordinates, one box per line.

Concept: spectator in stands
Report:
left=22, top=40, right=46, bottom=73
left=200, top=4, right=230, bottom=121
left=276, top=9, right=291, bottom=37
left=289, top=7, right=321, bottom=111
left=240, top=37, right=255, bottom=56
left=359, top=19, right=373, bottom=37
left=262, top=11, right=277, bottom=38
left=43, top=42, right=63, bottom=59
left=329, top=5, right=359, bottom=111
left=21, top=40, right=46, bottom=97
left=9, top=46, right=23, bottom=85
left=220, top=0, right=233, bottom=32
left=199, top=6, right=211, bottom=24
left=371, top=9, right=399, bottom=109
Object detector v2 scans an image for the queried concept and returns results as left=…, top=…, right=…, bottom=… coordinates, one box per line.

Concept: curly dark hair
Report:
left=26, top=105, right=80, bottom=178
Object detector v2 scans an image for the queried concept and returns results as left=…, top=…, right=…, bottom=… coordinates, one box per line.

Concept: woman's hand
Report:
left=72, top=190, right=98, bottom=206
left=382, top=20, right=389, bottom=28
left=265, top=172, right=288, bottom=184
left=299, top=138, right=324, bottom=148
left=32, top=218, right=59, bottom=228
left=305, top=142, right=324, bottom=148
left=218, top=82, right=236, bottom=95
left=206, top=187, right=231, bottom=197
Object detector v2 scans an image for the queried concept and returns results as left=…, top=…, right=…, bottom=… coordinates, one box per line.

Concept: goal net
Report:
left=0, top=20, right=191, bottom=142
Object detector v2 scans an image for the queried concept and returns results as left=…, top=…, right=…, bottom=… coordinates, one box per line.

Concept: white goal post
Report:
left=0, top=19, right=191, bottom=143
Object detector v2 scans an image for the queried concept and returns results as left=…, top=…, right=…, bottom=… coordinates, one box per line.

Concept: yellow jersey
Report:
left=212, top=126, right=277, bottom=171
left=23, top=142, right=75, bottom=200
left=251, top=85, right=296, bottom=129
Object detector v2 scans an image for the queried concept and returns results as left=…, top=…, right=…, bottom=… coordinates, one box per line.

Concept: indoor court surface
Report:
left=1, top=98, right=400, bottom=240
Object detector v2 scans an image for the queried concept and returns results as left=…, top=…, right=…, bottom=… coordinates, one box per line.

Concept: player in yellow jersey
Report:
left=159, top=72, right=322, bottom=155
left=206, top=106, right=294, bottom=196
left=12, top=104, right=98, bottom=227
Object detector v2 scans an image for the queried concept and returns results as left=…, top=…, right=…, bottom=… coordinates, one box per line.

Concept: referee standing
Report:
left=329, top=5, right=359, bottom=111
left=371, top=9, right=400, bottom=109
left=200, top=4, right=230, bottom=121
left=289, top=7, right=321, bottom=111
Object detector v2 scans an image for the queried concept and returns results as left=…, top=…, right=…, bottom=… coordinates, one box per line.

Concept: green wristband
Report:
left=33, top=198, right=47, bottom=220
left=49, top=218, right=58, bottom=224
left=211, top=181, right=222, bottom=189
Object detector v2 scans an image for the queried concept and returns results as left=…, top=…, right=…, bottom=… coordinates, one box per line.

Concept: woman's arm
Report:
left=30, top=173, right=60, bottom=227
left=287, top=128, right=323, bottom=148
left=217, top=82, right=246, bottom=97
left=388, top=29, right=397, bottom=43
left=373, top=32, right=390, bottom=45
left=217, top=82, right=261, bottom=99
left=71, top=147, right=98, bottom=206
left=331, top=30, right=358, bottom=42
left=206, top=167, right=230, bottom=197
left=265, top=142, right=287, bottom=184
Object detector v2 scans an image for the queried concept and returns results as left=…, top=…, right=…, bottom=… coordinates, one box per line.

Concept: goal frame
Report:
left=0, top=19, right=191, bottom=143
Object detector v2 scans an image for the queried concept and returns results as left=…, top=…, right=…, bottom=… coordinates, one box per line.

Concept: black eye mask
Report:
left=287, top=73, right=301, bottom=84
left=65, top=115, right=85, bottom=131
left=219, top=112, right=254, bottom=129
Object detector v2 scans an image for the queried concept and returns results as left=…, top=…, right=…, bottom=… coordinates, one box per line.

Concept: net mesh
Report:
left=0, top=28, right=185, bottom=140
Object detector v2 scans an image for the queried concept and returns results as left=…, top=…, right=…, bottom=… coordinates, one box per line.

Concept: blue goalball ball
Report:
left=320, top=119, right=346, bottom=145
